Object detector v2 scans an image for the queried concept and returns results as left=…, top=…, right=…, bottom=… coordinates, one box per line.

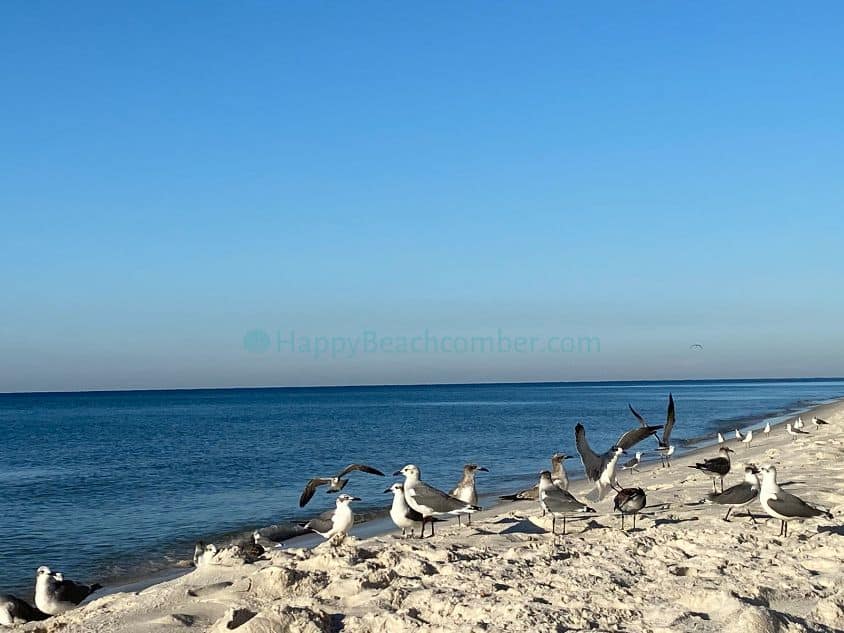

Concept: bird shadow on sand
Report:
left=817, top=525, right=844, bottom=537
left=653, top=516, right=700, bottom=528
left=498, top=520, right=548, bottom=535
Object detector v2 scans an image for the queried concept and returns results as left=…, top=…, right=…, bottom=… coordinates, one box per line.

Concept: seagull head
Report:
left=611, top=446, right=626, bottom=456
left=36, top=566, right=53, bottom=578
left=252, top=530, right=262, bottom=542
left=384, top=482, right=404, bottom=494
left=205, top=544, right=218, bottom=554
left=465, top=463, right=489, bottom=473
left=719, top=446, right=735, bottom=455
left=760, top=465, right=778, bottom=484
left=394, top=464, right=420, bottom=479
left=337, top=493, right=361, bottom=504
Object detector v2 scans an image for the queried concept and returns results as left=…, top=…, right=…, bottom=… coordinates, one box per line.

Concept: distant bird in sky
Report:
left=690, top=344, right=704, bottom=351
left=298, top=464, right=385, bottom=507
left=759, top=465, right=832, bottom=537
left=628, top=393, right=677, bottom=467
left=689, top=446, right=734, bottom=493
left=575, top=421, right=661, bottom=500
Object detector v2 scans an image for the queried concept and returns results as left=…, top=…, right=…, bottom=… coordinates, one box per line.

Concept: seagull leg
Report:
left=467, top=514, right=472, bottom=526
left=633, top=513, right=637, bottom=530
left=457, top=515, right=462, bottom=527
left=747, top=511, right=757, bottom=525
left=431, top=518, right=436, bottom=538
left=723, top=508, right=732, bottom=522
left=551, top=516, right=556, bottom=535
left=620, top=513, right=625, bottom=531
left=712, top=479, right=718, bottom=494
left=563, top=515, right=567, bottom=535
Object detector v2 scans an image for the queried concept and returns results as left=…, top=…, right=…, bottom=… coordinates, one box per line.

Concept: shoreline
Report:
left=54, top=394, right=844, bottom=607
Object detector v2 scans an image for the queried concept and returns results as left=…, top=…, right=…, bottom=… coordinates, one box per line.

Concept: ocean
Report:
left=1, top=378, right=842, bottom=596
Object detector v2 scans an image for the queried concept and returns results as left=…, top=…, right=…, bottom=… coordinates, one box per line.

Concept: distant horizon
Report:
left=4, top=374, right=844, bottom=397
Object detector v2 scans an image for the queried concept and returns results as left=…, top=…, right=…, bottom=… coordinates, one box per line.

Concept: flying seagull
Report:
left=690, top=344, right=704, bottom=351
left=574, top=421, right=662, bottom=500
left=394, top=464, right=480, bottom=537
left=614, top=487, right=646, bottom=530
left=629, top=393, right=676, bottom=466
left=298, top=464, right=385, bottom=507
left=34, top=567, right=102, bottom=616
left=689, top=446, right=734, bottom=493
left=537, top=470, right=595, bottom=535
left=705, top=465, right=760, bottom=522
left=450, top=464, right=488, bottom=526
left=759, top=465, right=832, bottom=537
left=301, top=493, right=360, bottom=540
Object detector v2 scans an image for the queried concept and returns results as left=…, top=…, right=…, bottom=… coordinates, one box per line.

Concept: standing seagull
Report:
left=394, top=464, right=480, bottom=537
left=689, top=446, right=735, bottom=493
left=0, top=595, right=48, bottom=626
left=301, top=493, right=360, bottom=540
left=717, top=432, right=726, bottom=444
left=741, top=429, right=754, bottom=450
left=621, top=451, right=643, bottom=473
left=735, top=429, right=745, bottom=441
left=499, top=453, right=572, bottom=507
left=759, top=465, right=832, bottom=537
left=705, top=465, right=760, bottom=522
left=812, top=417, right=830, bottom=431
left=298, top=464, right=385, bottom=507
left=794, top=416, right=805, bottom=430
left=538, top=470, right=595, bottom=535
left=613, top=487, right=646, bottom=530
left=629, top=393, right=677, bottom=467
left=450, top=463, right=488, bottom=526
left=575, top=421, right=662, bottom=500
left=34, top=567, right=102, bottom=615
left=763, top=422, right=771, bottom=439
left=786, top=422, right=809, bottom=441
left=385, top=482, right=429, bottom=537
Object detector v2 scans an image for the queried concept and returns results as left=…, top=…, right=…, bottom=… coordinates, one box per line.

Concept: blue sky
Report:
left=2, top=2, right=843, bottom=391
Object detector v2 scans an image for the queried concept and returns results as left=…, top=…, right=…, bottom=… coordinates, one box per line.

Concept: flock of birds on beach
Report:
left=1, top=396, right=837, bottom=626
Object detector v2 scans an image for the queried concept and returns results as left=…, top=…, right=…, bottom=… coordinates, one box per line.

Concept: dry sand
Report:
left=6, top=399, right=844, bottom=633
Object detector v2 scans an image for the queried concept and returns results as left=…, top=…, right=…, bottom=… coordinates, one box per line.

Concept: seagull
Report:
left=0, top=595, right=48, bottom=625
left=240, top=532, right=267, bottom=561
left=717, top=432, right=726, bottom=444
left=689, top=446, right=735, bottom=493
left=786, top=422, right=809, bottom=441
left=759, top=465, right=832, bottom=537
left=735, top=429, right=745, bottom=441
left=301, top=493, right=360, bottom=540
left=741, top=429, right=754, bottom=450
left=34, top=567, right=102, bottom=615
left=192, top=541, right=206, bottom=567
left=252, top=530, right=281, bottom=551
left=574, top=420, right=662, bottom=500
left=394, top=464, right=480, bottom=537
left=195, top=543, right=218, bottom=567
left=794, top=416, right=805, bottom=430
left=450, top=464, right=488, bottom=526
left=298, top=464, right=385, bottom=507
left=629, top=393, right=677, bottom=467
left=613, top=487, right=646, bottom=530
left=621, top=451, right=643, bottom=473
left=812, top=417, right=830, bottom=430
left=538, top=470, right=595, bottom=535
left=499, top=452, right=572, bottom=507
left=763, top=422, right=771, bottom=439
left=385, top=482, right=428, bottom=537
left=706, top=465, right=760, bottom=522
left=662, top=445, right=676, bottom=467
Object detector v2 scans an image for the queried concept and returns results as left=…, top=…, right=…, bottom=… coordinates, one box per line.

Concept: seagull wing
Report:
left=768, top=491, right=830, bottom=519
left=574, top=423, right=606, bottom=482
left=500, top=485, right=539, bottom=501
left=305, top=511, right=335, bottom=534
left=615, top=424, right=663, bottom=450
left=413, top=481, right=476, bottom=512
left=706, top=482, right=757, bottom=505
left=52, top=578, right=100, bottom=605
left=628, top=404, right=648, bottom=427
left=663, top=393, right=676, bottom=444
left=337, top=463, right=385, bottom=478
left=298, top=478, right=332, bottom=507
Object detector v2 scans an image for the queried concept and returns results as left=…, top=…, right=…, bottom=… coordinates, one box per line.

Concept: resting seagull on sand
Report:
left=759, top=465, right=832, bottom=537
left=298, top=464, right=384, bottom=507
left=629, top=393, right=677, bottom=467
left=499, top=452, right=573, bottom=508
left=450, top=463, right=488, bottom=526
left=689, top=446, right=734, bottom=493
left=706, top=465, right=760, bottom=522
left=574, top=421, right=662, bottom=500
left=34, top=567, right=102, bottom=616
left=614, top=487, right=646, bottom=530
left=812, top=417, right=829, bottom=430
left=786, top=423, right=809, bottom=441
left=0, top=595, right=48, bottom=626
left=301, top=493, right=360, bottom=540
left=538, top=470, right=595, bottom=535
left=394, top=464, right=480, bottom=537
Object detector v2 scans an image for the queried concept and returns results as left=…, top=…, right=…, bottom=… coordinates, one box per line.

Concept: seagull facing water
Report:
left=574, top=421, right=662, bottom=500
left=759, top=465, right=832, bottom=537
left=34, top=567, right=102, bottom=616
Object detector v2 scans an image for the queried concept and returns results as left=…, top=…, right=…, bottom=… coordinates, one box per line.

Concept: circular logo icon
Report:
left=243, top=329, right=271, bottom=354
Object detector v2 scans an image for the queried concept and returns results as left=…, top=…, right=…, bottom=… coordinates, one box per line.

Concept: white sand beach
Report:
left=6, top=399, right=844, bottom=633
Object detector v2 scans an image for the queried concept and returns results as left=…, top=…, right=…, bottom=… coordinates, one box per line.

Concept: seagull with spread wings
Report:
left=628, top=393, right=677, bottom=467
left=574, top=420, right=662, bottom=500
left=298, top=463, right=385, bottom=507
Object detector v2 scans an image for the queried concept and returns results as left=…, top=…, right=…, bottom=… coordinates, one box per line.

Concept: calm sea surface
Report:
left=1, top=379, right=842, bottom=595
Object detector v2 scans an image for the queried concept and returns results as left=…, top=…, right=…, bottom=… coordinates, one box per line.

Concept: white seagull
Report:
left=34, top=567, right=102, bottom=616
left=786, top=422, right=809, bottom=441
left=301, top=493, right=360, bottom=540
left=763, top=422, right=771, bottom=438
left=394, top=464, right=480, bottom=537
left=734, top=429, right=745, bottom=441
left=741, top=429, right=753, bottom=449
left=717, top=432, right=726, bottom=444
left=759, top=465, right=832, bottom=537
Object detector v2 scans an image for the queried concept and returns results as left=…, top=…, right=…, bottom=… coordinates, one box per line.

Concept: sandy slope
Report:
left=7, top=399, right=844, bottom=633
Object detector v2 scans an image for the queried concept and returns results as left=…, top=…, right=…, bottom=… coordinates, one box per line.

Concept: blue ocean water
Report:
left=1, top=379, right=842, bottom=596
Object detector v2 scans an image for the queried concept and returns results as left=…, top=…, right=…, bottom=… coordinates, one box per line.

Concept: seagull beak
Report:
left=383, top=488, right=392, bottom=493
left=563, top=455, right=574, bottom=460
left=392, top=470, right=402, bottom=476
left=351, top=496, right=362, bottom=501
left=478, top=467, right=489, bottom=472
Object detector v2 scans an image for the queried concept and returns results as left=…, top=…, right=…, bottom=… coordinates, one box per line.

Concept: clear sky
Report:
left=2, top=2, right=843, bottom=392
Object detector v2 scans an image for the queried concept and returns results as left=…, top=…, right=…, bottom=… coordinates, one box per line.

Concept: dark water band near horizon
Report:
left=1, top=378, right=843, bottom=596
